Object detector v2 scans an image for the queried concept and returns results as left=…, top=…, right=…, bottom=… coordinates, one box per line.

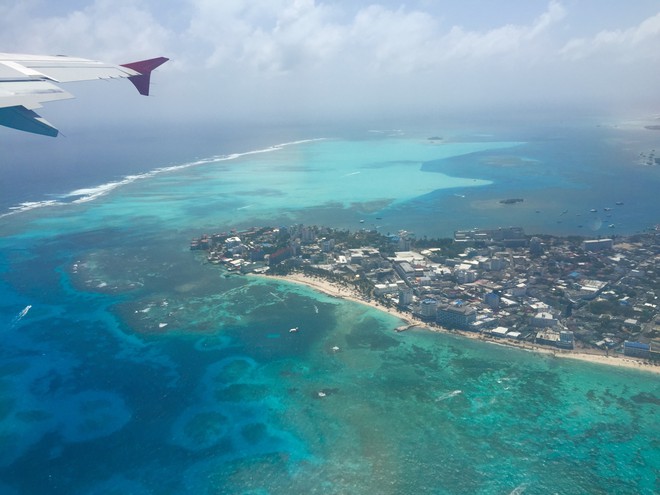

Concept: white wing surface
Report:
left=0, top=53, right=168, bottom=137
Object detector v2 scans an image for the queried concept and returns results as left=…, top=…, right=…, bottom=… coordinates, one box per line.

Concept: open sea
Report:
left=0, top=119, right=659, bottom=494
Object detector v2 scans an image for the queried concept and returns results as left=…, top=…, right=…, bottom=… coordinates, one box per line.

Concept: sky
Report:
left=1, top=0, right=660, bottom=128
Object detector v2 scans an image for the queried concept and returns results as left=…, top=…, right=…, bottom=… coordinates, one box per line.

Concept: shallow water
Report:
left=0, top=125, right=658, bottom=494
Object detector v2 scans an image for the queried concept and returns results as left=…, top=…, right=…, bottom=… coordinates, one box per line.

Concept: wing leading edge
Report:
left=0, top=53, right=168, bottom=137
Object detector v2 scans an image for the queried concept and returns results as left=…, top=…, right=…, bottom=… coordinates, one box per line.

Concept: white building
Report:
left=583, top=239, right=613, bottom=251
left=532, top=312, right=558, bottom=327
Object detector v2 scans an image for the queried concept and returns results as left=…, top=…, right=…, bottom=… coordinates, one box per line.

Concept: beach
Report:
left=259, top=271, right=660, bottom=375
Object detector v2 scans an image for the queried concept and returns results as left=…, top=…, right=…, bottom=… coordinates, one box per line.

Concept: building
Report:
left=510, top=283, right=527, bottom=297
left=558, top=330, right=575, bottom=349
left=583, top=239, right=613, bottom=252
left=623, top=341, right=650, bottom=359
left=490, top=326, right=509, bottom=338
left=393, top=260, right=415, bottom=280
left=437, top=303, right=476, bottom=329
left=224, top=236, right=242, bottom=248
left=398, top=288, right=414, bottom=307
left=374, top=284, right=399, bottom=296
left=455, top=268, right=478, bottom=284
left=536, top=329, right=561, bottom=346
left=268, top=246, right=293, bottom=266
left=484, top=291, right=500, bottom=309
left=535, top=329, right=574, bottom=349
left=418, top=298, right=438, bottom=320
left=529, top=237, right=544, bottom=255
left=321, top=238, right=335, bottom=252
left=623, top=318, right=640, bottom=331
left=301, top=227, right=316, bottom=243
left=532, top=312, right=557, bottom=327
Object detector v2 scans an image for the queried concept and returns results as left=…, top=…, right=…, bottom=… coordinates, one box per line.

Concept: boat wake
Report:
left=509, top=483, right=528, bottom=495
left=435, top=390, right=462, bottom=402
left=270, top=292, right=284, bottom=302
left=1, top=138, right=326, bottom=218
left=10, top=305, right=32, bottom=327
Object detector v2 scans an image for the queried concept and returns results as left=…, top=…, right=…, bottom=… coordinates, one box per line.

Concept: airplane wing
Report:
left=0, top=53, right=168, bottom=137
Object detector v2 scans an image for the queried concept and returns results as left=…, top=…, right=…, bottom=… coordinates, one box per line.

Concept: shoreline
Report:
left=254, top=271, right=660, bottom=375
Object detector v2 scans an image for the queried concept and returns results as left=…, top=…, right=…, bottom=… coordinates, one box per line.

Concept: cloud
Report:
left=1, top=1, right=658, bottom=123
left=0, top=1, right=570, bottom=75
left=181, top=0, right=567, bottom=76
left=0, top=0, right=171, bottom=61
left=560, top=11, right=660, bottom=61
left=441, top=0, right=566, bottom=60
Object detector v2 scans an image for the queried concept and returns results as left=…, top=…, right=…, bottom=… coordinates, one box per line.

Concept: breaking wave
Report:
left=1, top=138, right=325, bottom=218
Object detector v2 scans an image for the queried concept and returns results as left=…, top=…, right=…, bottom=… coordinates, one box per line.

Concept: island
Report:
left=191, top=225, right=660, bottom=372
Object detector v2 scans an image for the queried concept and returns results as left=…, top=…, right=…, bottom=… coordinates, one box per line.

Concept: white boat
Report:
left=18, top=305, right=32, bottom=319
left=289, top=327, right=299, bottom=333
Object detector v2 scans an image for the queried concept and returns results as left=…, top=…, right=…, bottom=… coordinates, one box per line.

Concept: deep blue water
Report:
left=0, top=119, right=659, bottom=494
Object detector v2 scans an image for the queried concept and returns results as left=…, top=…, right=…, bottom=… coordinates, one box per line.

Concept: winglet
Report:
left=120, top=57, right=169, bottom=96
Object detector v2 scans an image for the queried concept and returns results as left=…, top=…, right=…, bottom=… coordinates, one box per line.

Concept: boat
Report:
left=289, top=327, right=299, bottom=333
left=590, top=208, right=597, bottom=212
left=616, top=201, right=624, bottom=205
left=18, top=305, right=31, bottom=319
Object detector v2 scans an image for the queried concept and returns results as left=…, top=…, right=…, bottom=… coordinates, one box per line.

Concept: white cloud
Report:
left=560, top=11, right=660, bottom=61
left=0, top=0, right=171, bottom=62
left=441, top=0, right=566, bottom=60
left=1, top=1, right=658, bottom=123
left=181, top=0, right=567, bottom=76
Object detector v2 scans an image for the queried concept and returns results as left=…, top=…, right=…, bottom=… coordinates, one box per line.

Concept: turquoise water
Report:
left=0, top=126, right=659, bottom=494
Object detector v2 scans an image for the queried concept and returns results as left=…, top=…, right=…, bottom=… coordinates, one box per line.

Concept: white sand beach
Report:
left=257, top=272, right=660, bottom=375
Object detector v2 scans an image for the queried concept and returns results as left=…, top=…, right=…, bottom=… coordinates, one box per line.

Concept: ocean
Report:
left=0, top=120, right=658, bottom=494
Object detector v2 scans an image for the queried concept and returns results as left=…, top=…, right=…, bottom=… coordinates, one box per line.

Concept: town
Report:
left=191, top=224, right=660, bottom=361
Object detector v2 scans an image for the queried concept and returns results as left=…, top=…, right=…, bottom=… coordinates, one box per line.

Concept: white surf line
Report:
left=1, top=138, right=329, bottom=218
